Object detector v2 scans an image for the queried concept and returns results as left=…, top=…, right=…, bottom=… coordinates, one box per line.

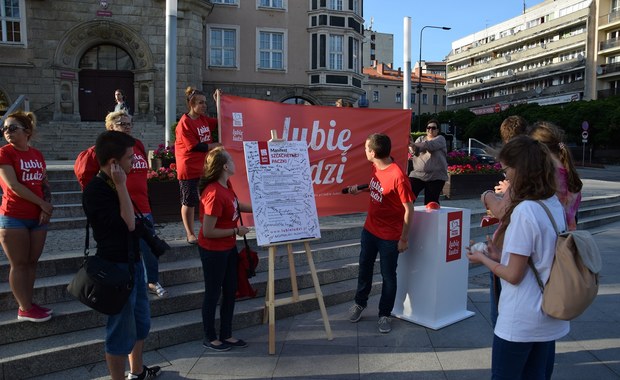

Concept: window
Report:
left=411, top=93, right=416, bottom=104
left=259, top=0, right=284, bottom=8
left=352, top=38, right=360, bottom=73
left=79, top=45, right=134, bottom=70
left=351, top=0, right=360, bottom=14
left=372, top=90, right=379, bottom=102
left=258, top=30, right=286, bottom=70
left=329, top=35, right=343, bottom=70
left=422, top=94, right=428, bottom=105
left=614, top=0, right=620, bottom=12
left=209, top=26, right=238, bottom=68
left=328, top=0, right=342, bottom=10
left=395, top=92, right=402, bottom=103
left=1, top=0, right=24, bottom=44
left=433, top=94, right=438, bottom=105
left=212, top=0, right=237, bottom=4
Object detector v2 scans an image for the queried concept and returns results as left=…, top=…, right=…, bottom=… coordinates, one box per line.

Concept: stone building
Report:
left=0, top=0, right=365, bottom=158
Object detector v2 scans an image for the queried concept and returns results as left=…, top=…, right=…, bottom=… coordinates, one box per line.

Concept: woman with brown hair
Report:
left=0, top=111, right=54, bottom=322
left=175, top=86, right=221, bottom=244
left=468, top=136, right=569, bottom=379
left=528, top=121, right=582, bottom=231
left=197, top=147, right=252, bottom=351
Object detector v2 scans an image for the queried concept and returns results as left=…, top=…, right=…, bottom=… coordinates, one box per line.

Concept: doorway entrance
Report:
left=78, top=44, right=135, bottom=122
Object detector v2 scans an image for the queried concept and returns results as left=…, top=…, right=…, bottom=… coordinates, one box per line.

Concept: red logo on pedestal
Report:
left=446, top=211, right=463, bottom=262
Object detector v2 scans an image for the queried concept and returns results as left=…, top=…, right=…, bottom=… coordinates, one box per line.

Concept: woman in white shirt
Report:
left=468, top=135, right=568, bottom=380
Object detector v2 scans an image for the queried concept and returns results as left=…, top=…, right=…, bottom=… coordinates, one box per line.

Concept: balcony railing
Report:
left=598, top=88, right=620, bottom=99
left=600, top=37, right=620, bottom=51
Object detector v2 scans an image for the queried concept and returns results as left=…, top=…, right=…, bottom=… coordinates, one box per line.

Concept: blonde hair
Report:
left=104, top=110, right=131, bottom=130
left=198, top=147, right=230, bottom=194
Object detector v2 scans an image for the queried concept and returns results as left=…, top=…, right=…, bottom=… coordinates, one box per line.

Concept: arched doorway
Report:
left=78, top=44, right=135, bottom=121
left=282, top=97, right=313, bottom=105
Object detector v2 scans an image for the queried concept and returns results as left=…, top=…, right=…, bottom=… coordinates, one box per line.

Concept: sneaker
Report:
left=127, top=365, right=161, bottom=379
left=348, top=303, right=365, bottom=323
left=148, top=283, right=168, bottom=298
left=17, top=306, right=52, bottom=322
left=203, top=341, right=231, bottom=352
left=32, top=303, right=53, bottom=315
left=378, top=316, right=392, bottom=333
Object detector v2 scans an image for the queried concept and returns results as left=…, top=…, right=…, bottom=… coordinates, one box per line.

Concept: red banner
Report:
left=446, top=211, right=463, bottom=262
left=218, top=94, right=411, bottom=217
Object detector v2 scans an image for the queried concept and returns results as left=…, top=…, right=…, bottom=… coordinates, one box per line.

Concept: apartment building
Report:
left=446, top=0, right=594, bottom=115
left=0, top=0, right=365, bottom=123
left=594, top=0, right=620, bottom=98
left=362, top=27, right=394, bottom=68
left=362, top=62, right=446, bottom=113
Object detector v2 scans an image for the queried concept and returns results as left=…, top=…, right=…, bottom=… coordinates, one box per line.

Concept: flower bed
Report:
left=443, top=150, right=504, bottom=199
left=147, top=163, right=179, bottom=222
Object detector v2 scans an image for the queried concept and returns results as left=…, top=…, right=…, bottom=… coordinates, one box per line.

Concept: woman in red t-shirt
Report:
left=198, top=147, right=251, bottom=351
left=0, top=111, right=54, bottom=322
left=175, top=87, right=221, bottom=245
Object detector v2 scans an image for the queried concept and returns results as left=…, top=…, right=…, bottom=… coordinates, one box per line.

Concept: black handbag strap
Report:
left=236, top=198, right=253, bottom=265
left=86, top=172, right=137, bottom=279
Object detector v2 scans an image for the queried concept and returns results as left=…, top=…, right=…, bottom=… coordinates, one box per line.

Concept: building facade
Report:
left=362, top=62, right=446, bottom=114
left=594, top=0, right=620, bottom=98
left=362, top=27, right=394, bottom=68
left=446, top=0, right=594, bottom=115
left=0, top=0, right=365, bottom=126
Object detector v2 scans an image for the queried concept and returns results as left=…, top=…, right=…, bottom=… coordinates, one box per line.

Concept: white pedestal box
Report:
left=393, top=206, right=474, bottom=329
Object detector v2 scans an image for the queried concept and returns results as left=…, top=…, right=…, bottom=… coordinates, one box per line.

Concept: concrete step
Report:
left=0, top=274, right=381, bottom=379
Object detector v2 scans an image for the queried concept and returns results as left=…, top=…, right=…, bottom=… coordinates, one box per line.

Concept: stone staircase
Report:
left=29, top=121, right=166, bottom=161
left=1, top=169, right=620, bottom=379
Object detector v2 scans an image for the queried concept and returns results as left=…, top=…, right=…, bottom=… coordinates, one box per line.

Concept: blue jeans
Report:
left=138, top=213, right=159, bottom=284
left=199, top=246, right=238, bottom=342
left=492, top=335, right=555, bottom=380
left=105, top=260, right=151, bottom=355
left=354, top=228, right=399, bottom=317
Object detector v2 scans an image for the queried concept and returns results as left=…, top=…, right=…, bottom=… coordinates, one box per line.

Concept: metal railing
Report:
left=0, top=95, right=29, bottom=123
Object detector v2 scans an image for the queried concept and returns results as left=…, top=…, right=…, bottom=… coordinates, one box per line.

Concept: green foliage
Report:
left=432, top=97, right=620, bottom=149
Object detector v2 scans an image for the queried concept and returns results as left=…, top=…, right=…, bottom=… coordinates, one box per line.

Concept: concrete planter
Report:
left=442, top=173, right=504, bottom=199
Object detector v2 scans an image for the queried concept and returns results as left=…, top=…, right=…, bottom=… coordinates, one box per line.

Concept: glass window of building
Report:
left=1, top=0, right=23, bottom=44
left=329, top=35, right=343, bottom=70
left=209, top=27, right=237, bottom=67
left=259, top=31, right=284, bottom=69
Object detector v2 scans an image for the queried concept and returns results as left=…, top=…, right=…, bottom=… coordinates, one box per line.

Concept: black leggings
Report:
left=409, top=177, right=445, bottom=205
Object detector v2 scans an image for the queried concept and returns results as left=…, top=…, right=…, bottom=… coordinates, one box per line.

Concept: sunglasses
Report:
left=114, top=121, right=132, bottom=127
left=426, top=126, right=438, bottom=130
left=2, top=124, right=25, bottom=133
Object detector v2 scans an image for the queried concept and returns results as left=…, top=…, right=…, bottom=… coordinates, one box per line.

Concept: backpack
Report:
left=74, top=146, right=99, bottom=190
left=529, top=200, right=602, bottom=321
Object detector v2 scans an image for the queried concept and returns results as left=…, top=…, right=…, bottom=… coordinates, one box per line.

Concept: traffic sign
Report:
left=582, top=121, right=589, bottom=131
left=582, top=131, right=589, bottom=140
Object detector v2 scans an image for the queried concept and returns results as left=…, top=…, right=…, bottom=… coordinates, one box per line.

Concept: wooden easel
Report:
left=264, top=239, right=333, bottom=354
left=262, top=130, right=333, bottom=354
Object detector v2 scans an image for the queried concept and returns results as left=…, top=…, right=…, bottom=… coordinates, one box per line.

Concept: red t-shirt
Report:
left=74, top=140, right=151, bottom=213
left=0, top=145, right=47, bottom=219
left=175, top=114, right=217, bottom=180
left=364, top=162, right=414, bottom=240
left=198, top=181, right=239, bottom=251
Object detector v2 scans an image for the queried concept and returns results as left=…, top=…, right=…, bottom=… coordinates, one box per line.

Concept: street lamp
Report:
left=417, top=25, right=451, bottom=131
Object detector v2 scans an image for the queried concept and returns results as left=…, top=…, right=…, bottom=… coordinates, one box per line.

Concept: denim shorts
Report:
left=179, top=178, right=200, bottom=207
left=105, top=260, right=151, bottom=356
left=0, top=215, right=48, bottom=231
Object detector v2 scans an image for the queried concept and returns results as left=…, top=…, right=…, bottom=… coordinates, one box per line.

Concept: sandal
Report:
left=149, top=282, right=168, bottom=297
left=187, top=236, right=198, bottom=245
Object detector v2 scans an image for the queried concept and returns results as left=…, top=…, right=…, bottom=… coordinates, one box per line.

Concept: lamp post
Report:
left=417, top=25, right=451, bottom=131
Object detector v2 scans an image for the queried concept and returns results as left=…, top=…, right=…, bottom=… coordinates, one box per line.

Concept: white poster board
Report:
left=243, top=141, right=321, bottom=246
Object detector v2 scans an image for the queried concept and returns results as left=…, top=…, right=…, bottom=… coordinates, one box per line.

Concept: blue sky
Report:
left=364, top=0, right=547, bottom=67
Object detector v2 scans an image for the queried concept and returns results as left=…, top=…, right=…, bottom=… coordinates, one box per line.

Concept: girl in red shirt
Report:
left=0, top=111, right=54, bottom=322
left=198, top=147, right=251, bottom=351
left=175, top=87, right=221, bottom=244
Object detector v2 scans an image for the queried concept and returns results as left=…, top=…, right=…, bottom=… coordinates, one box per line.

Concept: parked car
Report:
left=458, top=147, right=496, bottom=165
